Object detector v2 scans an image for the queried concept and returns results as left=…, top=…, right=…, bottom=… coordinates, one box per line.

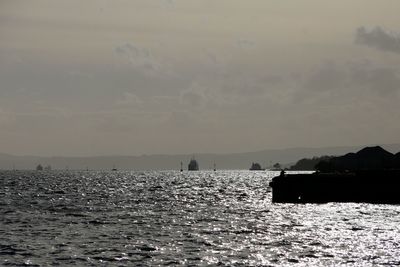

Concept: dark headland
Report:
left=270, top=146, right=400, bottom=204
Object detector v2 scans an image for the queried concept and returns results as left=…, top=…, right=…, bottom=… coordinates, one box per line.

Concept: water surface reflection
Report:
left=1, top=170, right=399, bottom=266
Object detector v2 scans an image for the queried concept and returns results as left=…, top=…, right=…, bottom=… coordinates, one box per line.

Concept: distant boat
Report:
left=180, top=161, right=183, bottom=172
left=188, top=157, right=199, bottom=171
left=111, top=165, right=118, bottom=171
left=249, top=162, right=264, bottom=171
left=36, top=164, right=43, bottom=171
left=213, top=163, right=216, bottom=172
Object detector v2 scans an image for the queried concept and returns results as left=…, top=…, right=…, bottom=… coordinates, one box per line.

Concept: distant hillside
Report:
left=1, top=144, right=400, bottom=170
left=290, top=156, right=334, bottom=171
left=315, top=146, right=400, bottom=172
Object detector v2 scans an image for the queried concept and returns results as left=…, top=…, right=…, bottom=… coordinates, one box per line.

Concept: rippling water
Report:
left=1, top=170, right=400, bottom=266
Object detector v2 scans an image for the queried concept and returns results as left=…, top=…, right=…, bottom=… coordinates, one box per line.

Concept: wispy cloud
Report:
left=114, top=43, right=164, bottom=75
left=355, top=26, right=400, bottom=54
left=299, top=60, right=400, bottom=101
left=116, top=92, right=143, bottom=107
left=236, top=39, right=256, bottom=50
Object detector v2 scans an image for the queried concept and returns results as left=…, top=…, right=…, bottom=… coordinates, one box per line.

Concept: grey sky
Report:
left=1, top=1, right=399, bottom=156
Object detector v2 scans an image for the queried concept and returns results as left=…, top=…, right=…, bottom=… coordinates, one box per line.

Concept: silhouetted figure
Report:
left=180, top=161, right=183, bottom=172
left=213, top=163, right=216, bottom=172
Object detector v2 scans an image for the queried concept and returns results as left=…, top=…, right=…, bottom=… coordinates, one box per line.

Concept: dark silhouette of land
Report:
left=290, top=146, right=400, bottom=171
left=1, top=144, right=400, bottom=170
left=290, top=156, right=334, bottom=170
left=315, top=146, right=400, bottom=172
left=270, top=146, right=400, bottom=204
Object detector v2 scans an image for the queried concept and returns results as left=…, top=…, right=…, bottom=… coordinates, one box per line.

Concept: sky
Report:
left=0, top=0, right=400, bottom=156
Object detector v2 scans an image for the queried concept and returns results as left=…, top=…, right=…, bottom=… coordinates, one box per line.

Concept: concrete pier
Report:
left=270, top=170, right=400, bottom=204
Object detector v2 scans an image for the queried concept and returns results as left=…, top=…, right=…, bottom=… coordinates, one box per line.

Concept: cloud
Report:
left=114, top=43, right=163, bottom=75
left=365, top=68, right=400, bottom=95
left=0, top=108, right=14, bottom=125
left=355, top=26, right=400, bottom=54
left=347, top=61, right=400, bottom=96
left=179, top=83, right=207, bottom=109
left=167, top=111, right=193, bottom=127
left=116, top=92, right=143, bottom=106
left=296, top=60, right=400, bottom=105
left=205, top=51, right=219, bottom=65
left=180, top=90, right=204, bottom=107
left=304, top=61, right=346, bottom=91
left=115, top=43, right=151, bottom=58
left=0, top=111, right=73, bottom=133
left=236, top=39, right=256, bottom=49
left=162, top=0, right=175, bottom=9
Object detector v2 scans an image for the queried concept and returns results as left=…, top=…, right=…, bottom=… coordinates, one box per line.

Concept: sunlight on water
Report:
left=1, top=170, right=400, bottom=266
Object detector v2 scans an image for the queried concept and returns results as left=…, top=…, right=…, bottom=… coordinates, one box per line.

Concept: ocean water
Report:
left=1, top=170, right=400, bottom=266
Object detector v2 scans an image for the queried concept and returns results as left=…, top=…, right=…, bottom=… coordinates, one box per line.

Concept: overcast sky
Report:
left=1, top=1, right=400, bottom=156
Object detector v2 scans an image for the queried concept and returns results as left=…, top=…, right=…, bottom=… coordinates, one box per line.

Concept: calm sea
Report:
left=1, top=170, right=400, bottom=266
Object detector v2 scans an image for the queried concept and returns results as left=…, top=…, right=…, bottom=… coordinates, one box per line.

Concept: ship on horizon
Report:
left=249, top=162, right=264, bottom=171
left=188, top=157, right=199, bottom=171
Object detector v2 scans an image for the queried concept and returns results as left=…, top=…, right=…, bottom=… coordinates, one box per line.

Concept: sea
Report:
left=1, top=170, right=400, bottom=266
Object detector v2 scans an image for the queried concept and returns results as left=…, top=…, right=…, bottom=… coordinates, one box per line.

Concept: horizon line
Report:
left=1, top=143, right=399, bottom=158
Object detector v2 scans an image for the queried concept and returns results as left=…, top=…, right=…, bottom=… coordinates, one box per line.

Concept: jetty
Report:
left=270, top=146, right=400, bottom=204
